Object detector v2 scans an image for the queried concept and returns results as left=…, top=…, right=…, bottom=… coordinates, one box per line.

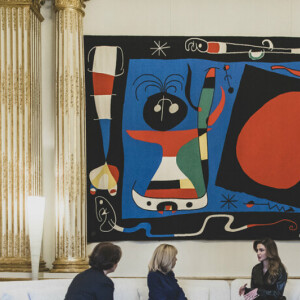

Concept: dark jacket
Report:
left=64, top=268, right=114, bottom=300
left=147, top=270, right=187, bottom=300
left=245, top=263, right=287, bottom=300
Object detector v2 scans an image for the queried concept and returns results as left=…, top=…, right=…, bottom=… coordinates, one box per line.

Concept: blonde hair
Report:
left=148, top=244, right=177, bottom=274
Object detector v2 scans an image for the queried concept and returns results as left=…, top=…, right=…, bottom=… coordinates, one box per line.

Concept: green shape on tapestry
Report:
left=177, top=137, right=206, bottom=197
left=198, top=88, right=214, bottom=128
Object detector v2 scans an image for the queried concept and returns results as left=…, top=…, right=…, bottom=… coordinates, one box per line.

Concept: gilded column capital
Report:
left=54, top=0, right=86, bottom=15
left=0, top=0, right=44, bottom=21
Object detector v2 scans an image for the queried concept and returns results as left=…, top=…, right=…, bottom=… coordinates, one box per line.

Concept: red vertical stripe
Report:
left=93, top=72, right=115, bottom=95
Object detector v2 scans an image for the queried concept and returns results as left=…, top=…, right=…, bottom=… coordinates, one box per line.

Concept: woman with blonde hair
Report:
left=239, top=237, right=287, bottom=300
left=147, top=244, right=187, bottom=300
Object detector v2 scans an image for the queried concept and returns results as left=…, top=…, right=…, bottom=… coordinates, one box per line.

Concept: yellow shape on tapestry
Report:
left=199, top=133, right=208, bottom=160
left=89, top=163, right=118, bottom=195
left=180, top=178, right=195, bottom=189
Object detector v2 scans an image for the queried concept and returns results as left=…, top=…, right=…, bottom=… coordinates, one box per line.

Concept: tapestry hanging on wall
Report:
left=84, top=36, right=300, bottom=242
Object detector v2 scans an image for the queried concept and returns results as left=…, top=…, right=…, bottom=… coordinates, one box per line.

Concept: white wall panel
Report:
left=41, top=0, right=300, bottom=277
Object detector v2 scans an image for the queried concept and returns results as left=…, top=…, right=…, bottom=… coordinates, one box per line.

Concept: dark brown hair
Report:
left=253, top=237, right=286, bottom=284
left=89, top=242, right=122, bottom=271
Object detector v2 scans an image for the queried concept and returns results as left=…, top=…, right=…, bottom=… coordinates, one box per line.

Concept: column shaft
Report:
left=52, top=0, right=88, bottom=272
left=0, top=0, right=46, bottom=272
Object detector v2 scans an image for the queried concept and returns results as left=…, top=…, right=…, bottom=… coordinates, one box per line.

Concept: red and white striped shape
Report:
left=91, top=46, right=123, bottom=119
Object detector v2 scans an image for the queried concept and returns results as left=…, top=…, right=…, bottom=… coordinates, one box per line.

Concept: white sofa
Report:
left=231, top=279, right=300, bottom=300
left=114, top=278, right=230, bottom=300
left=0, top=277, right=230, bottom=300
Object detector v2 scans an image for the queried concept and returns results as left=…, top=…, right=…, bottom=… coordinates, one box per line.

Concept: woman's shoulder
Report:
left=78, top=268, right=113, bottom=285
left=148, top=270, right=176, bottom=280
left=147, top=270, right=164, bottom=284
left=148, top=270, right=163, bottom=278
left=252, top=263, right=262, bottom=271
left=278, top=264, right=287, bottom=277
left=272, top=264, right=287, bottom=284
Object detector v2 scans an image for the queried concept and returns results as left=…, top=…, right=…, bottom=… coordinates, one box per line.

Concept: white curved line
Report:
left=174, top=214, right=248, bottom=237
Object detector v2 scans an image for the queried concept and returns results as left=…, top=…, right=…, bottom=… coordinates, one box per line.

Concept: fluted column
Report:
left=52, top=0, right=88, bottom=272
left=0, top=0, right=46, bottom=272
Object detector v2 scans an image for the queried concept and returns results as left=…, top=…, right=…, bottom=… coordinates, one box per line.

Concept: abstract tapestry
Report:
left=84, top=36, right=300, bottom=241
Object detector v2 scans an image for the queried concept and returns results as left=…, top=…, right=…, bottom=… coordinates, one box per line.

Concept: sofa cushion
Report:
left=179, top=279, right=230, bottom=300
left=0, top=279, right=73, bottom=300
left=0, top=290, right=29, bottom=300
left=113, top=278, right=143, bottom=300
left=0, top=281, right=31, bottom=300
left=28, top=279, right=72, bottom=300
left=283, top=279, right=300, bottom=300
left=0, top=277, right=230, bottom=300
left=182, top=286, right=209, bottom=300
left=137, top=285, right=209, bottom=300
left=28, top=286, right=69, bottom=300
left=137, top=286, right=148, bottom=300
left=230, top=279, right=249, bottom=300
left=113, top=278, right=229, bottom=300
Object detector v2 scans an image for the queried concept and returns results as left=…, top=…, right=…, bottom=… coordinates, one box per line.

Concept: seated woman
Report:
left=147, top=244, right=187, bottom=300
left=239, top=237, right=287, bottom=300
left=65, top=242, right=122, bottom=300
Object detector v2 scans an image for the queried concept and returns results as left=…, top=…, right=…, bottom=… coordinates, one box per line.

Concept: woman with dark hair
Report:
left=65, top=242, right=122, bottom=300
left=147, top=244, right=187, bottom=300
left=239, top=237, right=287, bottom=300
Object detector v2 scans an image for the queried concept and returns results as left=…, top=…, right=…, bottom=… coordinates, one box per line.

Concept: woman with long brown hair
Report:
left=239, top=237, right=287, bottom=300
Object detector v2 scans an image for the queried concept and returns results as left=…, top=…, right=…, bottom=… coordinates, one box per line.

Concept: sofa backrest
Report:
left=113, top=277, right=230, bottom=300
left=0, top=279, right=73, bottom=300
left=285, top=280, right=300, bottom=300
left=113, top=278, right=142, bottom=300
left=178, top=279, right=230, bottom=300
left=230, top=278, right=300, bottom=300
left=230, top=279, right=251, bottom=300
left=0, top=277, right=230, bottom=300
